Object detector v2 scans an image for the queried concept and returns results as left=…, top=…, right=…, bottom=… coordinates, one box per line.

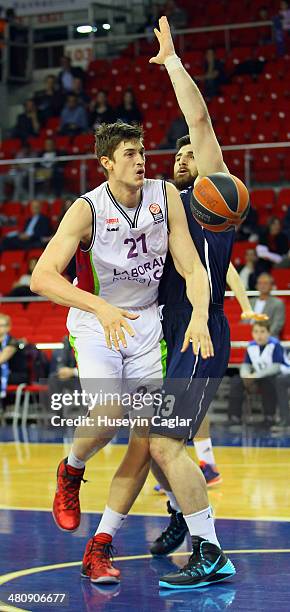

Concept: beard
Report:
left=174, top=173, right=195, bottom=191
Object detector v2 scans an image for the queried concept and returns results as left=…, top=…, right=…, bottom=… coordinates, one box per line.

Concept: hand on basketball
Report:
left=241, top=311, right=269, bottom=321
left=181, top=314, right=214, bottom=359
left=149, top=16, right=176, bottom=65
left=95, top=303, right=139, bottom=350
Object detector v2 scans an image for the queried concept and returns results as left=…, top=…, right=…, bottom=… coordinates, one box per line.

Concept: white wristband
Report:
left=164, top=54, right=183, bottom=74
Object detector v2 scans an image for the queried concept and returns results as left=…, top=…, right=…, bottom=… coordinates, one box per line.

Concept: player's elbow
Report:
left=30, top=267, right=46, bottom=295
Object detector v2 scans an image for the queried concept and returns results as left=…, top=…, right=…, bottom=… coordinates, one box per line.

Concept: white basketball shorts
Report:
left=67, top=302, right=166, bottom=405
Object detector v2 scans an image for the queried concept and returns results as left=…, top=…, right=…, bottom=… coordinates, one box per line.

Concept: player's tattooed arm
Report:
left=226, top=262, right=269, bottom=322
left=30, top=198, right=138, bottom=350
left=150, top=16, right=227, bottom=178
left=166, top=182, right=214, bottom=358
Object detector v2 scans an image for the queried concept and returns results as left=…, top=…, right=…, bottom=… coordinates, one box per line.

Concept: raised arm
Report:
left=226, top=262, right=268, bottom=321
left=150, top=16, right=227, bottom=177
left=30, top=198, right=138, bottom=350
left=166, top=181, right=213, bottom=358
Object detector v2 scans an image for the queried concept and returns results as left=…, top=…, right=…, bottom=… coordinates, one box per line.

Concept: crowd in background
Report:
left=0, top=0, right=290, bottom=432
left=12, top=67, right=144, bottom=143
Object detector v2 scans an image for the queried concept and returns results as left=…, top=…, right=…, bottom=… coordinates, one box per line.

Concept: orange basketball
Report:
left=190, top=172, right=250, bottom=232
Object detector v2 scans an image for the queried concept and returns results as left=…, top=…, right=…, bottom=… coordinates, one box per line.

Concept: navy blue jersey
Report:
left=158, top=185, right=235, bottom=306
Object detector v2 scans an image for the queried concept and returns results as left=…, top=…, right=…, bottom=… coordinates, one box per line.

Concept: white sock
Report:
left=67, top=450, right=86, bottom=470
left=184, top=506, right=220, bottom=547
left=165, top=490, right=181, bottom=512
left=194, top=438, right=216, bottom=466
left=95, top=506, right=127, bottom=538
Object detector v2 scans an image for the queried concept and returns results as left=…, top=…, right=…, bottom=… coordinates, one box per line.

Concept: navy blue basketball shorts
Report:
left=150, top=303, right=230, bottom=440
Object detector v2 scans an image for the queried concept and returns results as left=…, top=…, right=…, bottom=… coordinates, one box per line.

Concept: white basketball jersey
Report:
left=74, top=179, right=168, bottom=309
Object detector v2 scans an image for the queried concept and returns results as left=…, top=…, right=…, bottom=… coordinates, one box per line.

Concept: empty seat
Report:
left=275, top=188, right=290, bottom=218
left=26, top=248, right=44, bottom=260
left=1, top=250, right=25, bottom=267
left=250, top=188, right=275, bottom=209
left=272, top=269, right=290, bottom=290
left=73, top=133, right=94, bottom=154
left=2, top=201, right=23, bottom=217
left=230, top=323, right=253, bottom=341
left=252, top=152, right=281, bottom=184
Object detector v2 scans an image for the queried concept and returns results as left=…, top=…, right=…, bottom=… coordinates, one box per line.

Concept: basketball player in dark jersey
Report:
left=146, top=17, right=266, bottom=589
left=153, top=135, right=257, bottom=491
left=150, top=133, right=265, bottom=556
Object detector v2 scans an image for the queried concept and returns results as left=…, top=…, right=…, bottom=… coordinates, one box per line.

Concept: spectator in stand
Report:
left=55, top=198, right=76, bottom=282
left=235, top=205, right=259, bottom=242
left=283, top=206, right=290, bottom=240
left=250, top=273, right=285, bottom=338
left=164, top=0, right=187, bottom=29
left=144, top=3, right=162, bottom=38
left=34, top=74, right=64, bottom=122
left=238, top=248, right=257, bottom=290
left=116, top=89, right=142, bottom=125
left=273, top=0, right=290, bottom=55
left=195, top=49, right=226, bottom=99
left=228, top=320, right=289, bottom=427
left=6, top=8, right=29, bottom=82
left=88, top=90, right=116, bottom=128
left=48, top=335, right=81, bottom=413
left=273, top=248, right=290, bottom=269
left=256, top=216, right=289, bottom=275
left=35, top=138, right=63, bottom=197
left=0, top=142, right=33, bottom=203
left=0, top=199, right=52, bottom=251
left=59, top=94, right=88, bottom=136
left=56, top=198, right=74, bottom=227
left=0, top=314, right=27, bottom=406
left=12, top=98, right=40, bottom=142
left=7, top=257, right=37, bottom=297
left=280, top=0, right=290, bottom=31
left=159, top=108, right=187, bottom=148
left=257, top=7, right=272, bottom=45
left=72, top=77, right=90, bottom=107
left=58, top=56, right=84, bottom=94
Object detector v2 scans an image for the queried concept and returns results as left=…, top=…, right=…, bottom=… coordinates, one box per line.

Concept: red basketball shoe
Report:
left=52, top=457, right=86, bottom=531
left=81, top=534, right=120, bottom=584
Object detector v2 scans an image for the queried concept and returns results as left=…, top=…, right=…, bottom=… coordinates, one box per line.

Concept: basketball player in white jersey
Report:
left=83, top=17, right=243, bottom=589
left=31, top=121, right=213, bottom=580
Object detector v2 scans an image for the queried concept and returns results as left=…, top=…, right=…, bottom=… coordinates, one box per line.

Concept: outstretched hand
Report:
left=149, top=16, right=176, bottom=65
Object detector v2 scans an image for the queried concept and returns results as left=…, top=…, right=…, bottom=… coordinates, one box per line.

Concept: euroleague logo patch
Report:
left=149, top=203, right=164, bottom=224
left=106, top=217, right=120, bottom=232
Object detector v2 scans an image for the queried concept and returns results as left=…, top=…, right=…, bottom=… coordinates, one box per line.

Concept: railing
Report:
left=0, top=292, right=289, bottom=352
left=1, top=291, right=290, bottom=303
left=0, top=19, right=274, bottom=80
left=0, top=140, right=289, bottom=197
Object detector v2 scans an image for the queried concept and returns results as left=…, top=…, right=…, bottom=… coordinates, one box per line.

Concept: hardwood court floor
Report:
left=0, top=439, right=290, bottom=611
left=1, top=442, right=290, bottom=520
